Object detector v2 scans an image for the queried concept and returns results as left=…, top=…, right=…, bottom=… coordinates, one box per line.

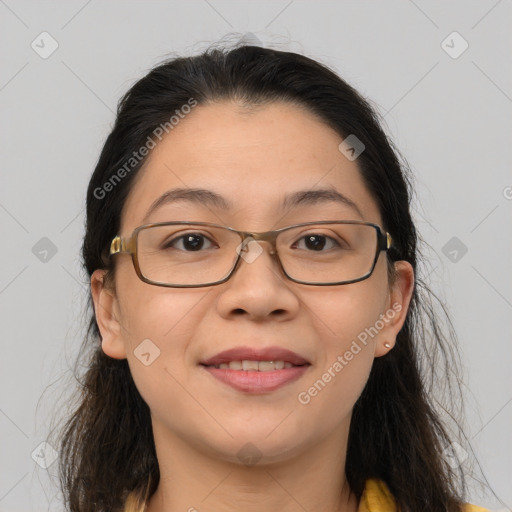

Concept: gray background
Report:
left=0, top=1, right=511, bottom=511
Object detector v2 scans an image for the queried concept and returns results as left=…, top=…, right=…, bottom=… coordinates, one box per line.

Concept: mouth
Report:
left=203, top=360, right=303, bottom=371
left=200, top=346, right=311, bottom=393
left=200, top=345, right=310, bottom=367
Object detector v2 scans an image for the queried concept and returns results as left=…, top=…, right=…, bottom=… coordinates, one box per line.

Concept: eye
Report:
left=163, top=233, right=217, bottom=252
left=293, top=233, right=340, bottom=251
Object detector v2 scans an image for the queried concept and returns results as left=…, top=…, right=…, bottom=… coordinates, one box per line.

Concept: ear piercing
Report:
left=384, top=342, right=391, bottom=349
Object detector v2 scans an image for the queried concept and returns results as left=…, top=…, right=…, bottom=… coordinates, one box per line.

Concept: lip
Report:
left=200, top=346, right=311, bottom=394
left=202, top=365, right=310, bottom=393
left=200, top=346, right=310, bottom=366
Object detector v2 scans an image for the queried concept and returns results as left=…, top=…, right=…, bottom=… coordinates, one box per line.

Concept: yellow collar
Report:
left=359, top=479, right=488, bottom=512
left=358, top=479, right=396, bottom=511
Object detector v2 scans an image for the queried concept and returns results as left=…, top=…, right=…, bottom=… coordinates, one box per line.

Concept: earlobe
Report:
left=375, top=260, right=415, bottom=357
left=91, top=269, right=127, bottom=360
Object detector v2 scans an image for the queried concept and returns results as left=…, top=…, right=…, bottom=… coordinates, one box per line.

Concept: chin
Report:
left=203, top=429, right=309, bottom=468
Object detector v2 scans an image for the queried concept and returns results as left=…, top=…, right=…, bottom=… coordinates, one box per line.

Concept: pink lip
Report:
left=200, top=346, right=310, bottom=366
left=200, top=346, right=310, bottom=394
left=203, top=366, right=310, bottom=393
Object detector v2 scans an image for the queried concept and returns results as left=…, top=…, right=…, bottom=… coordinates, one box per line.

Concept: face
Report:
left=92, top=101, right=414, bottom=465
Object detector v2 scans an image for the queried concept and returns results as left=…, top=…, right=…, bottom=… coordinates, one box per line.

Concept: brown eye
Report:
left=163, top=233, right=215, bottom=251
left=293, top=234, right=340, bottom=251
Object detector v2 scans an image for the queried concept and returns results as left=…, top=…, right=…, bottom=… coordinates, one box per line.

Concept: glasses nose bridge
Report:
left=243, top=229, right=279, bottom=256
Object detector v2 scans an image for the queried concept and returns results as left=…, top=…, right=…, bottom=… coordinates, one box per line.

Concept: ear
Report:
left=91, top=269, right=127, bottom=359
left=374, top=260, right=415, bottom=357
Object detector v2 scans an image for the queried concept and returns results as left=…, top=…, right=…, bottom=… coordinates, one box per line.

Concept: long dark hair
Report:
left=57, top=43, right=470, bottom=512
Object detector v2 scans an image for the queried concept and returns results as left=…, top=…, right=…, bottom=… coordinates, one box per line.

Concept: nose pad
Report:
left=236, top=237, right=277, bottom=265
left=236, top=237, right=281, bottom=276
left=228, top=237, right=291, bottom=288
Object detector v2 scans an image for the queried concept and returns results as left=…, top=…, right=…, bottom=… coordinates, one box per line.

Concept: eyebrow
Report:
left=142, top=186, right=364, bottom=223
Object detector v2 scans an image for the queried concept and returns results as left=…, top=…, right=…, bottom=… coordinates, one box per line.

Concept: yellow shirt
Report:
left=124, top=478, right=489, bottom=511
left=359, top=479, right=489, bottom=512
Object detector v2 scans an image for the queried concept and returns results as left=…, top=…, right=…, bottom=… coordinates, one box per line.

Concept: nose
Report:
left=215, top=238, right=300, bottom=321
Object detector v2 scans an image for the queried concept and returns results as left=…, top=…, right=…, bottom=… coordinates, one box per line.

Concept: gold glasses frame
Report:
left=109, top=220, right=393, bottom=288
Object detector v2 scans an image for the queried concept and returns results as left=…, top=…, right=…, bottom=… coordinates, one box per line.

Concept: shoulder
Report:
left=359, top=479, right=490, bottom=512
left=358, top=479, right=396, bottom=512
left=462, top=505, right=490, bottom=512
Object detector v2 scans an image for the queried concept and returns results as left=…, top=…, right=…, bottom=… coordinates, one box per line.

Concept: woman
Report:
left=58, top=44, right=489, bottom=511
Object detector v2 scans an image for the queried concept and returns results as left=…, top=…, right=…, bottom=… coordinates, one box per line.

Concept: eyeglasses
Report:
left=109, top=220, right=393, bottom=288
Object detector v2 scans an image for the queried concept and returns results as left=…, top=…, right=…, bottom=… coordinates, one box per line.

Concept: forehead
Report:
left=120, top=101, right=382, bottom=232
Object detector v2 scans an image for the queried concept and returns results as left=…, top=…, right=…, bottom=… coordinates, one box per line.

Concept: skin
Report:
left=91, top=101, right=414, bottom=512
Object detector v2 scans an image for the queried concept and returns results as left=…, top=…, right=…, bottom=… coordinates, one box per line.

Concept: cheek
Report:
left=311, top=290, right=382, bottom=379
left=295, top=273, right=389, bottom=419
left=115, top=270, right=211, bottom=398
left=293, top=346, right=373, bottom=453
left=116, top=257, right=209, bottom=343
left=307, top=269, right=389, bottom=356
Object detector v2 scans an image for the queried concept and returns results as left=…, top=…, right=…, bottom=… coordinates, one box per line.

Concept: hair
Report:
left=57, top=43, right=471, bottom=512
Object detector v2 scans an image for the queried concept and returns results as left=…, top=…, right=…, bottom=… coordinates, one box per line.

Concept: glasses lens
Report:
left=277, top=223, right=378, bottom=284
left=137, top=224, right=240, bottom=286
left=136, top=222, right=379, bottom=286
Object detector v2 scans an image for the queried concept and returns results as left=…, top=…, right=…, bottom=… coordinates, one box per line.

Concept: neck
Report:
left=145, top=418, right=358, bottom=512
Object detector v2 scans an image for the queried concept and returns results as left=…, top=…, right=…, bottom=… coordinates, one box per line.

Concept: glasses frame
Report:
left=109, top=220, right=393, bottom=288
